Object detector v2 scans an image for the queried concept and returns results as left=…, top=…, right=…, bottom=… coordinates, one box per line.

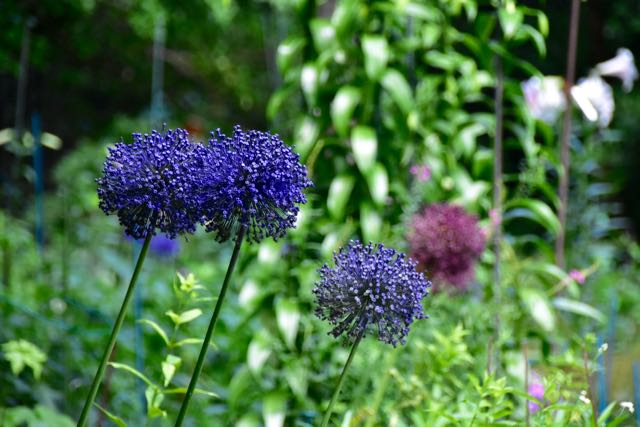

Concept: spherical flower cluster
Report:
left=97, top=129, right=209, bottom=239
left=408, top=203, right=486, bottom=291
left=528, top=376, right=545, bottom=414
left=313, top=241, right=431, bottom=347
left=200, top=125, right=312, bottom=243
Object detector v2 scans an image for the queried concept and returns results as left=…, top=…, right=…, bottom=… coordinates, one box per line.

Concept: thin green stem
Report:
left=321, top=331, right=364, bottom=427
left=77, top=234, right=151, bottom=427
left=174, top=226, right=246, bottom=427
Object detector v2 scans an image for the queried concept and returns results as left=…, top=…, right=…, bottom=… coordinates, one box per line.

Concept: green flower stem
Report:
left=174, top=226, right=246, bottom=427
left=321, top=331, right=364, bottom=427
left=77, top=234, right=152, bottom=427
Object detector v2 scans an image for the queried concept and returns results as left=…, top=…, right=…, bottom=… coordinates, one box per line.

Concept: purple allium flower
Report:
left=528, top=378, right=545, bottom=413
left=200, top=126, right=312, bottom=243
left=313, top=241, right=431, bottom=347
left=97, top=129, right=209, bottom=239
left=408, top=203, right=486, bottom=291
left=150, top=234, right=180, bottom=258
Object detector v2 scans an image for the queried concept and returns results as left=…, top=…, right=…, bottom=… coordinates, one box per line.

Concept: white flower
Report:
left=620, top=401, right=635, bottom=413
left=579, top=390, right=591, bottom=405
left=598, top=342, right=608, bottom=354
left=521, top=76, right=566, bottom=123
left=595, top=48, right=638, bottom=92
left=571, top=76, right=614, bottom=128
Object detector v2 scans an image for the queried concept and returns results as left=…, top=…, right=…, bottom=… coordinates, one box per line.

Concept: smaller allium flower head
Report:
left=313, top=241, right=430, bottom=347
left=408, top=203, right=486, bottom=291
left=201, top=125, right=312, bottom=243
left=150, top=235, right=180, bottom=258
left=97, top=128, right=208, bottom=239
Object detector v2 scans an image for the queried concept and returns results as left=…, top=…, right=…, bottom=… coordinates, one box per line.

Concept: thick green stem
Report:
left=77, top=234, right=151, bottom=427
left=321, top=332, right=364, bottom=427
left=174, top=227, right=245, bottom=426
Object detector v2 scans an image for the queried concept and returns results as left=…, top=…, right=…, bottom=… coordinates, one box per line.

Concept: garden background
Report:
left=2, top=0, right=640, bottom=425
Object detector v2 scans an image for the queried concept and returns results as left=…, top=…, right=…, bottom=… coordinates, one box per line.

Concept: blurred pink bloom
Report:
left=571, top=76, right=614, bottom=128
left=521, top=76, right=566, bottom=123
left=410, top=164, right=431, bottom=182
left=569, top=269, right=586, bottom=284
left=489, top=209, right=501, bottom=227
left=528, top=378, right=545, bottom=414
left=595, top=48, right=638, bottom=93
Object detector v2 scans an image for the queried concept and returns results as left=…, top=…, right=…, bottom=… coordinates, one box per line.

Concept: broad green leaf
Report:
left=321, top=232, right=341, bottom=259
left=94, top=403, right=126, bottom=427
left=172, top=338, right=215, bottom=348
left=504, top=198, right=560, bottom=235
left=327, top=175, right=355, bottom=220
left=553, top=298, right=606, bottom=323
left=362, top=35, right=389, bottom=81
left=239, top=279, right=262, bottom=310
left=258, top=240, right=281, bottom=266
left=332, top=0, right=359, bottom=38
left=247, top=333, right=271, bottom=375
left=520, top=24, right=546, bottom=57
left=331, top=86, right=360, bottom=137
left=519, top=289, right=555, bottom=332
left=381, top=69, right=413, bottom=114
left=276, top=298, right=300, bottom=349
left=366, top=163, right=389, bottom=206
left=263, top=392, right=287, bottom=427
left=145, top=386, right=166, bottom=418
left=498, top=3, right=523, bottom=39
left=310, top=19, right=336, bottom=52
left=137, top=319, right=169, bottom=345
left=284, top=360, right=308, bottom=399
left=300, top=63, right=319, bottom=106
left=360, top=202, right=381, bottom=243
left=276, top=37, right=305, bottom=74
left=294, top=117, right=319, bottom=160
left=165, top=308, right=203, bottom=326
left=351, top=126, right=377, bottom=174
left=236, top=415, right=261, bottom=427
left=108, top=362, right=153, bottom=386
left=41, top=132, right=63, bottom=150
left=455, top=123, right=486, bottom=159
left=161, top=354, right=181, bottom=387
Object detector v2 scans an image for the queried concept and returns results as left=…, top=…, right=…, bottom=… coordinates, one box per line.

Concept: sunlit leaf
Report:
left=351, top=126, right=377, bottom=174
left=331, top=86, right=360, bottom=137
left=381, top=69, right=413, bottom=114
left=362, top=35, right=389, bottom=81
left=137, top=319, right=169, bottom=345
left=366, top=163, right=389, bottom=206
left=553, top=298, right=606, bottom=323
left=327, top=175, right=355, bottom=220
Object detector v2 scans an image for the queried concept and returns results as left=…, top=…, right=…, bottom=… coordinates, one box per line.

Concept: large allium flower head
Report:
left=97, top=128, right=208, bottom=239
left=201, top=125, right=312, bottom=243
left=408, top=203, right=486, bottom=291
left=313, top=241, right=431, bottom=347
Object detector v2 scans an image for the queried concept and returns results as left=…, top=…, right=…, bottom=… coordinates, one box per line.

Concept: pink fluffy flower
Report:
left=569, top=269, right=586, bottom=285
left=410, top=164, right=431, bottom=182
left=408, top=203, right=486, bottom=291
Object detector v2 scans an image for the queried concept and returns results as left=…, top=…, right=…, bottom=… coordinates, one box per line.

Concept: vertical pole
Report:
left=633, top=362, right=639, bottom=426
left=597, top=336, right=607, bottom=415
left=32, top=112, right=44, bottom=252
left=556, top=0, right=581, bottom=268
left=491, top=54, right=504, bottom=374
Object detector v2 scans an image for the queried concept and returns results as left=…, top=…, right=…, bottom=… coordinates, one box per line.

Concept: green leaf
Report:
left=310, top=18, right=336, bottom=52
left=362, top=35, right=389, bottom=81
left=1, top=339, right=47, bottom=380
left=360, top=203, right=381, bottom=243
left=351, top=126, right=377, bottom=174
left=327, top=175, right=355, bottom=220
left=519, top=289, right=555, bottom=332
left=381, top=69, right=413, bottom=114
left=108, top=362, right=153, bottom=386
left=275, top=299, right=300, bottom=349
left=145, top=386, right=166, bottom=419
left=294, top=117, right=320, bottom=160
left=520, top=24, right=546, bottom=57
left=262, top=392, right=287, bottom=427
left=164, top=387, right=219, bottom=397
left=455, top=123, right=486, bottom=159
left=276, top=36, right=305, bottom=74
left=93, top=403, right=126, bottom=427
left=137, top=319, right=169, bottom=345
left=365, top=163, right=389, bottom=206
left=165, top=308, right=203, bottom=326
left=172, top=338, right=216, bottom=349
left=321, top=231, right=341, bottom=259
left=504, top=198, right=560, bottom=235
left=41, top=132, right=63, bottom=150
left=331, top=86, right=360, bottom=137
left=247, top=333, right=271, bottom=375
left=552, top=298, right=606, bottom=323
left=161, top=354, right=181, bottom=387
left=300, top=63, right=319, bottom=106
left=498, top=3, right=523, bottom=39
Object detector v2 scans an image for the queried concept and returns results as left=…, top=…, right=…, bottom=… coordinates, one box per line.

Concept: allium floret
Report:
left=97, top=128, right=208, bottom=239
left=408, top=203, right=486, bottom=291
left=313, top=241, right=430, bottom=347
left=201, top=125, right=312, bottom=243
